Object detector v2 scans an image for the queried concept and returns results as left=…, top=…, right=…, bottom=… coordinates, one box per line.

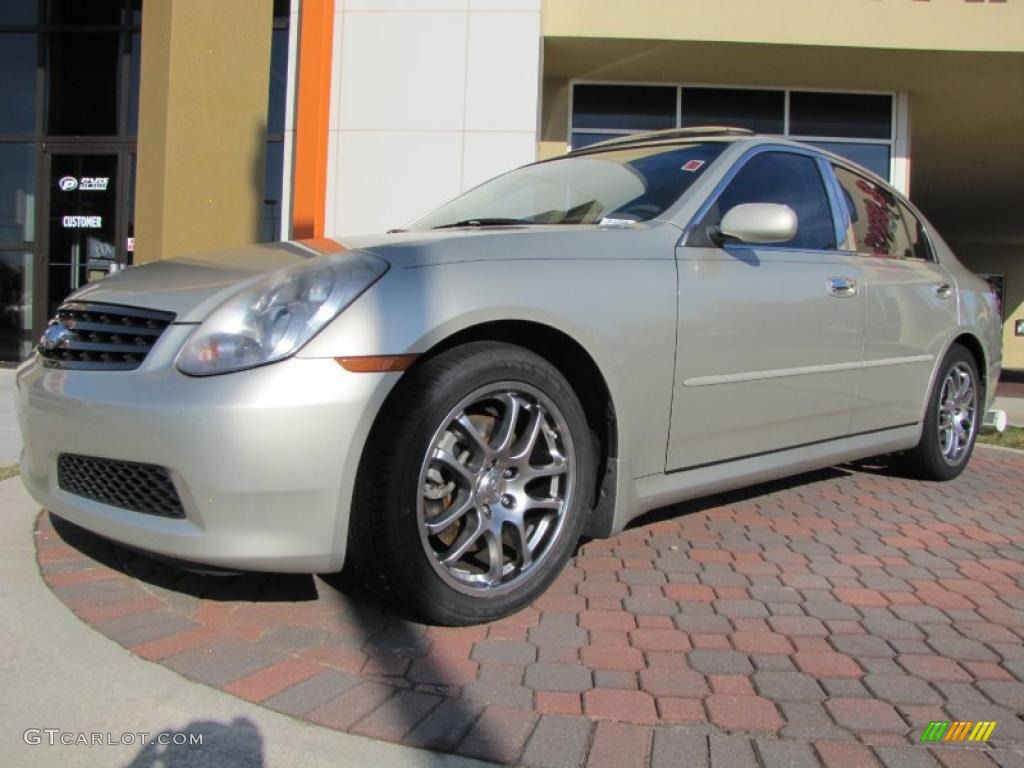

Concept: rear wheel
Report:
left=901, top=344, right=981, bottom=480
left=350, top=341, right=594, bottom=625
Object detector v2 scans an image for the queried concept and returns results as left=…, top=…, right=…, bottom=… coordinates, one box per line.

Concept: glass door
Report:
left=45, top=148, right=133, bottom=318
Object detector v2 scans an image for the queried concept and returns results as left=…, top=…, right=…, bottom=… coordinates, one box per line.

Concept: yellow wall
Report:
left=135, top=0, right=273, bottom=263
left=543, top=0, right=1024, bottom=53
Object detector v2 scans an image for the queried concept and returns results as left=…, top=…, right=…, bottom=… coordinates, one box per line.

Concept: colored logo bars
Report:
left=921, top=721, right=997, bottom=743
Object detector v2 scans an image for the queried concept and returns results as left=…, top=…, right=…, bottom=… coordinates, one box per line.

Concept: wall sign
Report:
left=63, top=215, right=103, bottom=229
left=57, top=176, right=110, bottom=192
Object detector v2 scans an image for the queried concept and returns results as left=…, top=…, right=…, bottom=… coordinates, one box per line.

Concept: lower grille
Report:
left=57, top=454, right=185, bottom=519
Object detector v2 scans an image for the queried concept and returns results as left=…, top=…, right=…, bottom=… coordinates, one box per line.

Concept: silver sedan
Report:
left=16, top=128, right=1003, bottom=624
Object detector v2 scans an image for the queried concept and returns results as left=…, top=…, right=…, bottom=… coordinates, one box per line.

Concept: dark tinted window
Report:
left=573, top=85, right=676, bottom=131
left=47, top=0, right=122, bottom=25
left=790, top=92, right=892, bottom=140
left=832, top=165, right=914, bottom=258
left=267, top=27, right=289, bottom=135
left=0, top=250, right=31, bottom=360
left=126, top=31, right=141, bottom=135
left=898, top=202, right=933, bottom=261
left=698, top=152, right=836, bottom=250
left=47, top=33, right=120, bottom=135
left=273, top=0, right=291, bottom=24
left=0, top=144, right=35, bottom=243
left=0, top=34, right=38, bottom=133
left=680, top=87, right=784, bottom=134
left=0, top=0, right=38, bottom=25
left=261, top=140, right=284, bottom=242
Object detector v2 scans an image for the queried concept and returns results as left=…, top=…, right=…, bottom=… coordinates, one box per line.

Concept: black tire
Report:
left=901, top=344, right=981, bottom=481
left=350, top=341, right=595, bottom=625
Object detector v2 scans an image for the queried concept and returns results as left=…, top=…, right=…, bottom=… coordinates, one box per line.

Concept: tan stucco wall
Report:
left=543, top=0, right=1024, bottom=53
left=135, top=0, right=273, bottom=263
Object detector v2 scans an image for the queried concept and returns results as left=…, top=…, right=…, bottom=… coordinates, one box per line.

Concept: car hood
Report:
left=64, top=223, right=665, bottom=322
left=66, top=241, right=340, bottom=322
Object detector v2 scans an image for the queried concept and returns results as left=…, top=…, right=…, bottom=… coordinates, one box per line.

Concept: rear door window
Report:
left=832, top=165, right=917, bottom=259
left=693, top=151, right=837, bottom=250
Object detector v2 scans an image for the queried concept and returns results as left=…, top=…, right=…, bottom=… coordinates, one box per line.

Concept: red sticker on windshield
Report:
left=681, top=160, right=705, bottom=172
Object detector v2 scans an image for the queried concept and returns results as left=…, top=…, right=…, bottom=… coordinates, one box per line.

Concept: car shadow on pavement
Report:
left=844, top=453, right=928, bottom=480
left=47, top=513, right=505, bottom=761
left=120, top=716, right=264, bottom=768
left=48, top=513, right=319, bottom=602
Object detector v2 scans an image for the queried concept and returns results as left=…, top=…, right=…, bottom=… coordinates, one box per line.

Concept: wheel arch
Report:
left=919, top=330, right=989, bottom=426
left=375, top=319, right=621, bottom=537
left=950, top=332, right=988, bottom=400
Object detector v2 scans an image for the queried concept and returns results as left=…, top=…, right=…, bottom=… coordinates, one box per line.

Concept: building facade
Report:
left=1, top=0, right=1022, bottom=371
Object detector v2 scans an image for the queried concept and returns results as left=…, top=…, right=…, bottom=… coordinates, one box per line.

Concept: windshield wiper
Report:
left=432, top=218, right=537, bottom=230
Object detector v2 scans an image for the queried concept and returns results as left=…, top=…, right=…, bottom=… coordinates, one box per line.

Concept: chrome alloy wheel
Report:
left=416, top=383, right=576, bottom=596
left=937, top=362, right=977, bottom=465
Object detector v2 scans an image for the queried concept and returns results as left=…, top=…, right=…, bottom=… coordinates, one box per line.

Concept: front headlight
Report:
left=176, top=251, right=388, bottom=376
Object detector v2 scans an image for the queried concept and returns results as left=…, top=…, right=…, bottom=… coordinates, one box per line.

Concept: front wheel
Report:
left=350, top=342, right=595, bottom=625
left=901, top=344, right=981, bottom=480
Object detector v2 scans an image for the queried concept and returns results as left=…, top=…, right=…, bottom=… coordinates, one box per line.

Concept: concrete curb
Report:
left=0, top=476, right=496, bottom=768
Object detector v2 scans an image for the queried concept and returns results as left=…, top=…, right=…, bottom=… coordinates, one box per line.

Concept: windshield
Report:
left=409, top=142, right=726, bottom=230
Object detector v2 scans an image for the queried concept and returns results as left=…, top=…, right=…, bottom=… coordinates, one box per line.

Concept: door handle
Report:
left=935, top=283, right=953, bottom=299
left=827, top=277, right=858, bottom=298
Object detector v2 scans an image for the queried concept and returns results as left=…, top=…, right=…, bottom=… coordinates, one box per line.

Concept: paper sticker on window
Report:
left=681, top=160, right=705, bottom=172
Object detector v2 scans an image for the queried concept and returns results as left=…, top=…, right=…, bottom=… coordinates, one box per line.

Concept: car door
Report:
left=829, top=164, right=959, bottom=433
left=668, top=148, right=865, bottom=470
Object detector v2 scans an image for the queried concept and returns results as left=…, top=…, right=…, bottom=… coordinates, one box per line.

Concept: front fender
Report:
left=299, top=256, right=679, bottom=481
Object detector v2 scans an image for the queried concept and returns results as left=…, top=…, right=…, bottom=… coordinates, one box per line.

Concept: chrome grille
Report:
left=38, top=301, right=175, bottom=371
left=57, top=454, right=185, bottom=519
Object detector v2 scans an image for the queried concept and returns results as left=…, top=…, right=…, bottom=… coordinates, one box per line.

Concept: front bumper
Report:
left=15, top=325, right=388, bottom=573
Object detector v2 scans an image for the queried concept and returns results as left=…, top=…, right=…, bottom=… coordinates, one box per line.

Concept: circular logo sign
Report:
left=58, top=176, right=79, bottom=192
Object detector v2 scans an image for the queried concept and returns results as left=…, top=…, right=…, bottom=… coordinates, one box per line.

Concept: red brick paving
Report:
left=586, top=721, right=650, bottom=768
left=705, top=693, right=783, bottom=732
left=584, top=689, right=659, bottom=724
left=223, top=657, right=323, bottom=702
left=35, top=447, right=1024, bottom=766
left=815, top=741, right=882, bottom=768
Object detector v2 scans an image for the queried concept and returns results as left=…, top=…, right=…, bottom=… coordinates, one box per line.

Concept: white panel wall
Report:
left=324, top=0, right=542, bottom=236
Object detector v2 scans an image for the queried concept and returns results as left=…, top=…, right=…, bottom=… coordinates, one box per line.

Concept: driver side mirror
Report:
left=713, top=203, right=798, bottom=245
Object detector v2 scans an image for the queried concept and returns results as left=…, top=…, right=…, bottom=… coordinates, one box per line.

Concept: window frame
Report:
left=567, top=80, right=906, bottom=189
left=682, top=144, right=847, bottom=254
left=825, top=160, right=937, bottom=263
left=897, top=200, right=936, bottom=263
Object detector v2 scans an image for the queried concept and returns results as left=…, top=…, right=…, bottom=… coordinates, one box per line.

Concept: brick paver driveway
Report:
left=37, top=446, right=1024, bottom=768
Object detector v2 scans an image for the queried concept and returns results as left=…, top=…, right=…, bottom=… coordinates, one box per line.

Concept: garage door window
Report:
left=570, top=84, right=896, bottom=181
